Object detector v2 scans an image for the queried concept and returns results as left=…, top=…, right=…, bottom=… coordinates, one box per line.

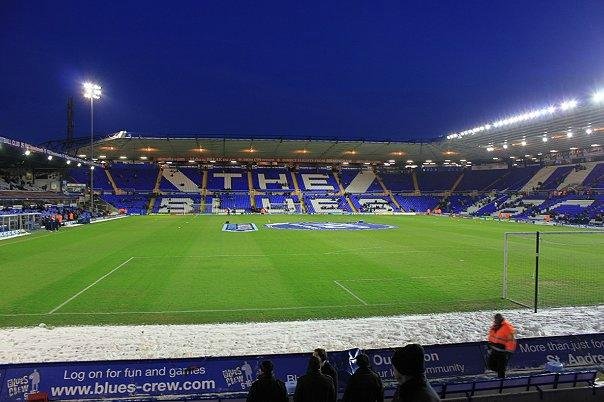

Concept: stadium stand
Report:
left=395, top=195, right=440, bottom=212
left=339, top=168, right=383, bottom=193
left=206, top=167, right=249, bottom=191
left=296, top=167, right=339, bottom=192
left=583, top=162, right=604, bottom=188
left=377, top=170, right=415, bottom=192
left=159, top=166, right=201, bottom=192
left=416, top=169, right=462, bottom=191
left=252, top=167, right=292, bottom=190
left=101, top=194, right=150, bottom=215
left=68, top=166, right=113, bottom=191
left=110, top=163, right=158, bottom=192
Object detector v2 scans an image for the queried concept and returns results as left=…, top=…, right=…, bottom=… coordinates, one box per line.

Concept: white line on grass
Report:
left=0, top=233, right=53, bottom=247
left=333, top=280, right=368, bottom=305
left=0, top=299, right=491, bottom=317
left=48, top=257, right=135, bottom=314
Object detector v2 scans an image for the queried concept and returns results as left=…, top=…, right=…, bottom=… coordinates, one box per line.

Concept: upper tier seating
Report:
left=206, top=168, right=249, bottom=191
left=378, top=170, right=415, bottom=191
left=339, top=169, right=382, bottom=193
left=486, top=166, right=542, bottom=191
left=583, top=163, right=604, bottom=188
left=457, top=169, right=507, bottom=191
left=110, top=164, right=158, bottom=192
left=252, top=167, right=292, bottom=190
left=296, top=167, right=339, bottom=192
left=416, top=169, right=461, bottom=191
left=540, top=166, right=574, bottom=190
left=68, top=167, right=113, bottom=191
left=159, top=167, right=201, bottom=192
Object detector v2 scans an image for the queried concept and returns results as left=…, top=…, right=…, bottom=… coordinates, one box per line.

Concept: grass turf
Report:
left=0, top=215, right=601, bottom=328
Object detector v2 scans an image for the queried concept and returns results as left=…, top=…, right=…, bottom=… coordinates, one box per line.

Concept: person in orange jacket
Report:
left=487, top=313, right=516, bottom=378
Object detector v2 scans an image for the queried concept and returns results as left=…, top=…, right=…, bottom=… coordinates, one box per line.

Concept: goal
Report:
left=503, top=231, right=604, bottom=312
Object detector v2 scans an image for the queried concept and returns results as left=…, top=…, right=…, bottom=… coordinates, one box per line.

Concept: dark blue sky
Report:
left=1, top=1, right=604, bottom=144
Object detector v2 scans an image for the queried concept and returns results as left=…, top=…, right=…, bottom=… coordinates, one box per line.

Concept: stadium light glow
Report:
left=585, top=127, right=593, bottom=134
left=82, top=82, right=102, bottom=99
left=99, top=155, right=107, bottom=159
left=502, top=143, right=508, bottom=149
left=341, top=161, right=349, bottom=165
left=77, top=163, right=82, bottom=167
left=47, top=155, right=53, bottom=160
left=492, top=157, right=499, bottom=160
left=90, top=166, right=95, bottom=170
left=569, top=147, right=578, bottom=150
left=119, top=155, right=127, bottom=159
left=592, top=144, right=601, bottom=147
left=560, top=99, right=578, bottom=111
left=230, top=160, right=237, bottom=164
left=486, top=146, right=494, bottom=152
left=592, top=91, right=604, bottom=104
left=78, top=154, right=86, bottom=158
left=542, top=136, right=548, bottom=142
left=566, top=130, right=573, bottom=138
left=66, top=160, right=71, bottom=165
left=388, top=159, right=395, bottom=163
left=140, top=156, right=148, bottom=160
left=521, top=140, right=527, bottom=146
left=24, top=149, right=31, bottom=156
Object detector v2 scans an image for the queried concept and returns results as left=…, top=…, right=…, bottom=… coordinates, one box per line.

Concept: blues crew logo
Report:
left=265, top=221, right=396, bottom=230
left=222, top=223, right=258, bottom=232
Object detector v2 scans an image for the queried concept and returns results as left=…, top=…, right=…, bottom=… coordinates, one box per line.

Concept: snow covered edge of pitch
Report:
left=0, top=306, right=602, bottom=364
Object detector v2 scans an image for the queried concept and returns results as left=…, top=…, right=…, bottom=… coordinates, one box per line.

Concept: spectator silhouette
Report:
left=391, top=344, right=440, bottom=402
left=342, top=353, right=383, bottom=402
left=294, top=355, right=336, bottom=402
left=247, top=360, right=288, bottom=402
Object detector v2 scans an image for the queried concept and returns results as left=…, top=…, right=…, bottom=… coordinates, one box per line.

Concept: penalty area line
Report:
left=333, top=280, right=368, bottom=305
left=48, top=257, right=135, bottom=314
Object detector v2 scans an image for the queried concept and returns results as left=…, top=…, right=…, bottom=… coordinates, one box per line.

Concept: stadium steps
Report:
left=247, top=171, right=256, bottom=207
left=521, top=165, right=557, bottom=192
left=344, top=194, right=357, bottom=212
left=201, top=169, right=208, bottom=191
left=412, top=170, right=420, bottom=193
left=147, top=196, right=156, bottom=214
left=153, top=166, right=164, bottom=193
left=557, top=162, right=598, bottom=190
left=290, top=171, right=308, bottom=213
left=483, top=170, right=510, bottom=191
left=333, top=170, right=347, bottom=194
left=450, top=171, right=465, bottom=192
left=375, top=172, right=390, bottom=192
left=104, top=168, right=124, bottom=194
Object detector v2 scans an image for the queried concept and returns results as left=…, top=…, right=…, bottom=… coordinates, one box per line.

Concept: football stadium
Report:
left=1, top=3, right=604, bottom=402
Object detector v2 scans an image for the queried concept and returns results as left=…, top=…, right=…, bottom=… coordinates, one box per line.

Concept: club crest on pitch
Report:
left=222, top=223, right=258, bottom=232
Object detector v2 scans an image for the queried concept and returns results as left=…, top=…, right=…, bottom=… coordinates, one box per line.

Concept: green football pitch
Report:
left=0, top=215, right=601, bottom=328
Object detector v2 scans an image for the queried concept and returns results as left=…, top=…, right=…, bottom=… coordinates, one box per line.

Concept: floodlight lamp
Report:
left=24, top=149, right=31, bottom=156
left=83, top=82, right=102, bottom=99
left=542, top=136, right=548, bottom=142
left=560, top=99, right=578, bottom=111
left=585, top=128, right=593, bottom=134
left=486, top=146, right=494, bottom=152
left=566, top=131, right=573, bottom=138
left=502, top=143, right=508, bottom=149
left=592, top=91, right=604, bottom=104
left=90, top=166, right=95, bottom=170
left=77, top=163, right=82, bottom=167
left=66, top=160, right=71, bottom=165
left=47, top=155, right=53, bottom=160
left=521, top=140, right=527, bottom=146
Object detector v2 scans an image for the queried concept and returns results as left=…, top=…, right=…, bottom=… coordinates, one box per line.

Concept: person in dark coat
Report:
left=247, top=360, right=288, bottom=402
left=314, top=348, right=338, bottom=395
left=391, top=344, right=440, bottom=402
left=342, top=353, right=384, bottom=402
left=294, top=355, right=336, bottom=402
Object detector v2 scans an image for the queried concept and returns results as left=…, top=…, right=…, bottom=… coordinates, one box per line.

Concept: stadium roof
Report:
left=75, top=99, right=604, bottom=165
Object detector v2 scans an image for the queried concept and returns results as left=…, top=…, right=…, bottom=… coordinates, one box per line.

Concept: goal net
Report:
left=503, top=231, right=604, bottom=311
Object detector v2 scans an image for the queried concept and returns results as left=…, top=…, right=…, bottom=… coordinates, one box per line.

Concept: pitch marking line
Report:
left=48, top=257, right=135, bottom=314
left=333, top=280, right=368, bottom=305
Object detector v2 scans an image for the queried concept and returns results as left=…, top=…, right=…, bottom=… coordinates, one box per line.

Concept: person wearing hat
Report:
left=294, top=355, right=336, bottom=402
left=247, top=360, right=288, bottom=402
left=391, top=344, right=440, bottom=402
left=342, top=353, right=384, bottom=402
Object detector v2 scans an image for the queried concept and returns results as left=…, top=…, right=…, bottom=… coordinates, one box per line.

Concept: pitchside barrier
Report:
left=1, top=333, right=602, bottom=401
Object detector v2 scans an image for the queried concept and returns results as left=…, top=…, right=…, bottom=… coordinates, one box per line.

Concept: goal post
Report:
left=503, top=231, right=604, bottom=312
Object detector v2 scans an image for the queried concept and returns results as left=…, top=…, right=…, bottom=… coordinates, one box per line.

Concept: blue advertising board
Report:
left=0, top=333, right=601, bottom=400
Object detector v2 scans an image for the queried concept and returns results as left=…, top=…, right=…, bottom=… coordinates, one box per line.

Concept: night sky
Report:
left=1, top=1, right=604, bottom=144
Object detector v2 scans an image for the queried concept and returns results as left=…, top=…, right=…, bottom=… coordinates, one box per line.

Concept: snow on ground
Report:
left=1, top=306, right=602, bottom=364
